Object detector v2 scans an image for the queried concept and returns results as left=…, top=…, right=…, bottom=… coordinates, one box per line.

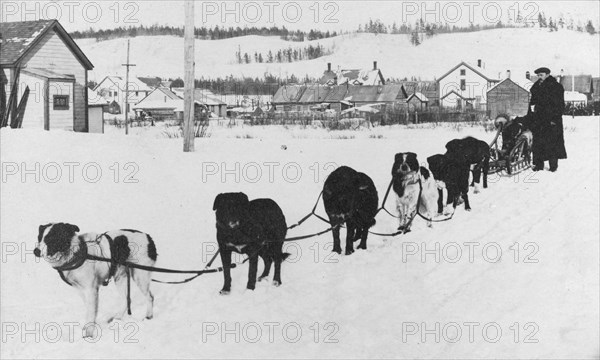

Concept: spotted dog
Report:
left=34, top=223, right=157, bottom=337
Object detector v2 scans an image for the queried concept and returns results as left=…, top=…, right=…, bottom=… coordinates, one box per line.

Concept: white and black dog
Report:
left=34, top=223, right=157, bottom=337
left=391, top=153, right=439, bottom=231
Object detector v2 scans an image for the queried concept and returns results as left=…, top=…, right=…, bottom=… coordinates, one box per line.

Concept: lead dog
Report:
left=34, top=223, right=157, bottom=337
left=322, top=166, right=378, bottom=255
left=213, top=193, right=289, bottom=294
left=391, top=153, right=439, bottom=231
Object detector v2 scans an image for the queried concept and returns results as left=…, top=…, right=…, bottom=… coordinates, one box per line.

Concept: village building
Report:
left=87, top=88, right=108, bottom=133
left=0, top=19, right=94, bottom=131
left=134, top=87, right=227, bottom=120
left=272, top=84, right=406, bottom=112
left=560, top=74, right=594, bottom=101
left=437, top=60, right=500, bottom=110
left=486, top=76, right=531, bottom=119
left=406, top=92, right=429, bottom=112
left=93, top=75, right=153, bottom=114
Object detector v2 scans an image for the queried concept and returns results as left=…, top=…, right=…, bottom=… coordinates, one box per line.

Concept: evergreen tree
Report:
left=586, top=20, right=596, bottom=34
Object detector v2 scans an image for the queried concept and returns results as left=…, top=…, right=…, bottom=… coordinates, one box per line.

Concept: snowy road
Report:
left=1, top=117, right=598, bottom=358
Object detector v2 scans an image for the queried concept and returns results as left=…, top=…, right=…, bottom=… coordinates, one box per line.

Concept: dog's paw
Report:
left=246, top=285, right=256, bottom=291
left=219, top=289, right=230, bottom=295
left=465, top=207, right=472, bottom=212
left=145, top=314, right=154, bottom=320
left=357, top=244, right=366, bottom=250
left=258, top=276, right=268, bottom=282
left=332, top=247, right=342, bottom=254
left=272, top=280, right=281, bottom=287
left=345, top=248, right=354, bottom=256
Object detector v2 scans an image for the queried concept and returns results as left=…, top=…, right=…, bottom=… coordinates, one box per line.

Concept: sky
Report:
left=1, top=0, right=599, bottom=33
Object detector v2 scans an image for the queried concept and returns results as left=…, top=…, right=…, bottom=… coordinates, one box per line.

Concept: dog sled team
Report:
left=33, top=67, right=567, bottom=338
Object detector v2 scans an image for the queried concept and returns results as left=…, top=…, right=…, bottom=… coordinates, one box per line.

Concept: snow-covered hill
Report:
left=78, top=28, right=600, bottom=82
left=1, top=117, right=599, bottom=358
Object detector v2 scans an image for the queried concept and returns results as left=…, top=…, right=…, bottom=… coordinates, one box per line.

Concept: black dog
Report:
left=213, top=193, right=289, bottom=294
left=445, top=136, right=490, bottom=191
left=427, top=154, right=471, bottom=212
left=322, top=166, right=378, bottom=255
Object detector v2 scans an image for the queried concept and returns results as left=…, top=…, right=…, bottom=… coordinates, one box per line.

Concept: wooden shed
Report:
left=486, top=78, right=530, bottom=119
left=0, top=20, right=94, bottom=131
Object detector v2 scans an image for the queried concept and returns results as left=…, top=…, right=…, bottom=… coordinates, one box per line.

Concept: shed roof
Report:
left=0, top=20, right=93, bottom=69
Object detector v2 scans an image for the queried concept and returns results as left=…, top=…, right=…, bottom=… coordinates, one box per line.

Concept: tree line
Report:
left=359, top=15, right=597, bottom=46
left=235, top=44, right=331, bottom=64
left=71, top=24, right=337, bottom=42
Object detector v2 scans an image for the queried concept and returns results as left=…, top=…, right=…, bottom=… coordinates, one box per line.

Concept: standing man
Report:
left=525, top=67, right=567, bottom=172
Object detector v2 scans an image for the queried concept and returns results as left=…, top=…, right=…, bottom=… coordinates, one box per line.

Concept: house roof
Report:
left=398, top=81, right=437, bottom=99
left=298, top=85, right=349, bottom=103
left=345, top=84, right=404, bottom=103
left=487, top=78, right=530, bottom=93
left=133, top=87, right=182, bottom=111
left=96, top=75, right=154, bottom=93
left=407, top=92, right=429, bottom=102
left=273, top=85, right=307, bottom=103
left=273, top=84, right=405, bottom=104
left=564, top=91, right=587, bottom=102
left=437, top=61, right=499, bottom=83
left=441, top=90, right=475, bottom=101
left=560, top=75, right=593, bottom=93
left=137, top=76, right=163, bottom=89
left=0, top=20, right=93, bottom=69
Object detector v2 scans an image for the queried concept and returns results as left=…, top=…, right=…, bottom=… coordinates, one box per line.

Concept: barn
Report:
left=0, top=20, right=94, bottom=131
left=486, top=78, right=530, bottom=119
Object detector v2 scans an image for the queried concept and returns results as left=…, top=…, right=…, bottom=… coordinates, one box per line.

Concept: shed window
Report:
left=53, top=95, right=69, bottom=110
left=460, top=69, right=466, bottom=76
left=460, top=79, right=466, bottom=91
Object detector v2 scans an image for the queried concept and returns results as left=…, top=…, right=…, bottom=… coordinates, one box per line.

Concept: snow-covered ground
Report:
left=1, top=116, right=598, bottom=359
left=78, top=28, right=600, bottom=82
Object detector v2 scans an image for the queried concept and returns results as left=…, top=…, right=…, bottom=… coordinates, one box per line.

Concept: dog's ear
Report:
left=445, top=139, right=460, bottom=153
left=238, top=192, right=249, bottom=205
left=407, top=153, right=419, bottom=171
left=67, top=224, right=80, bottom=233
left=38, top=224, right=51, bottom=242
left=391, top=153, right=402, bottom=175
left=213, top=193, right=223, bottom=211
left=419, top=166, right=431, bottom=180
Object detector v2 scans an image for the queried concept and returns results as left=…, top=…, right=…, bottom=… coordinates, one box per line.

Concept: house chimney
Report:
left=373, top=61, right=377, bottom=70
left=327, top=63, right=331, bottom=72
left=526, top=71, right=530, bottom=80
left=477, top=59, right=482, bottom=68
left=506, top=70, right=511, bottom=79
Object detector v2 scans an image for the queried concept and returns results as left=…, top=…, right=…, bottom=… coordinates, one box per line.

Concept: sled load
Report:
left=488, top=114, right=533, bottom=174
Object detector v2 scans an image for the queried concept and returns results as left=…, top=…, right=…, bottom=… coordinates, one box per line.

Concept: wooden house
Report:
left=560, top=75, right=594, bottom=101
left=406, top=92, right=429, bottom=112
left=486, top=78, right=530, bottom=119
left=94, top=75, right=152, bottom=115
left=437, top=60, right=499, bottom=110
left=0, top=20, right=94, bottom=131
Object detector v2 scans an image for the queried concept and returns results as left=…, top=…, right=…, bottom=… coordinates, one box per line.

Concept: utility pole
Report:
left=183, top=0, right=195, bottom=152
left=122, top=39, right=136, bottom=135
